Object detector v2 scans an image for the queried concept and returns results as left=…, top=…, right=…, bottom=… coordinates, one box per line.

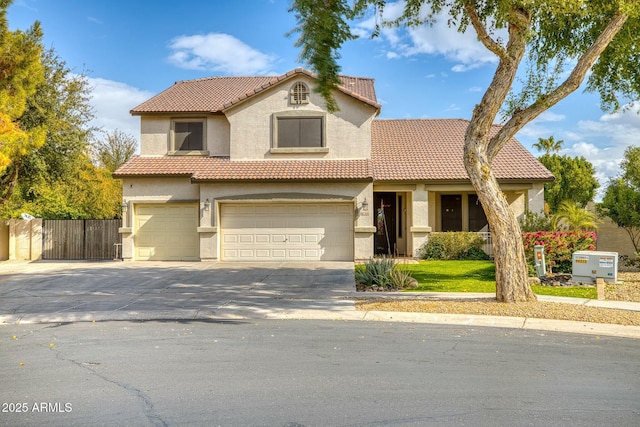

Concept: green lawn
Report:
left=397, top=260, right=596, bottom=299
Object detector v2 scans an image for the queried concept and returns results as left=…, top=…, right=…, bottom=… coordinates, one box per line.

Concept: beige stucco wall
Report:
left=527, top=182, right=545, bottom=214
left=139, top=116, right=230, bottom=156
left=225, top=76, right=375, bottom=160
left=139, top=117, right=170, bottom=155
left=122, top=177, right=200, bottom=201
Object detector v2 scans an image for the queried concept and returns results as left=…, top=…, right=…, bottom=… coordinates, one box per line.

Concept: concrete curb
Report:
left=5, top=304, right=640, bottom=340
left=268, top=308, right=640, bottom=339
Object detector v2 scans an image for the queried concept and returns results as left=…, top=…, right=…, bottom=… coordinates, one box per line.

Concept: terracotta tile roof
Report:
left=113, top=119, right=552, bottom=183
left=130, top=68, right=379, bottom=114
left=113, top=156, right=373, bottom=181
left=372, top=119, right=554, bottom=182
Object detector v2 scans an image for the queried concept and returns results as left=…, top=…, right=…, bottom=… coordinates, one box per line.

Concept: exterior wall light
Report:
left=121, top=200, right=128, bottom=227
left=361, top=198, right=369, bottom=212
left=204, top=198, right=211, bottom=211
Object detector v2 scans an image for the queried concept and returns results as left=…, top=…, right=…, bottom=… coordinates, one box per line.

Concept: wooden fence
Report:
left=42, top=219, right=122, bottom=260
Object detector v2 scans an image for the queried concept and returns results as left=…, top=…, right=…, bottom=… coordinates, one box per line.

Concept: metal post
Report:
left=534, top=245, right=546, bottom=277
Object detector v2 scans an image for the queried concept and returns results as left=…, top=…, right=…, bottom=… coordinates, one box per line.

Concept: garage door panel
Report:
left=271, top=234, right=287, bottom=243
left=134, top=203, right=199, bottom=261
left=221, top=202, right=353, bottom=261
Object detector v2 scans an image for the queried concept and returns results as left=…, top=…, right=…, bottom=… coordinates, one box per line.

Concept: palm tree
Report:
left=533, top=136, right=564, bottom=155
left=552, top=200, right=599, bottom=231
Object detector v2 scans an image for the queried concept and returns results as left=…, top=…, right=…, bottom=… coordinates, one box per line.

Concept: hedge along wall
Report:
left=522, top=231, right=597, bottom=274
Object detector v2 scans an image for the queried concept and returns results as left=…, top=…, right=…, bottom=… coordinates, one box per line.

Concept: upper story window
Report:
left=271, top=111, right=328, bottom=153
left=171, top=119, right=207, bottom=154
left=289, top=82, right=310, bottom=105
left=277, top=117, right=322, bottom=148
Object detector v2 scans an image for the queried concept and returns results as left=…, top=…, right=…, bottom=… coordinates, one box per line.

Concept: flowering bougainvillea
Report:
left=522, top=231, right=597, bottom=274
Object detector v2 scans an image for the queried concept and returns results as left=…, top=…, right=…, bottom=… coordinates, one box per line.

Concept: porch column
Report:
left=410, top=184, right=432, bottom=257
left=198, top=191, right=218, bottom=262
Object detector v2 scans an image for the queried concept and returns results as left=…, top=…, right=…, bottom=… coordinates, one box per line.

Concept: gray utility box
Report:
left=572, top=250, right=618, bottom=284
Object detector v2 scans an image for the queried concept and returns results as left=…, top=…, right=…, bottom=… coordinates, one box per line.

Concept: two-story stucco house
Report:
left=113, top=68, right=553, bottom=262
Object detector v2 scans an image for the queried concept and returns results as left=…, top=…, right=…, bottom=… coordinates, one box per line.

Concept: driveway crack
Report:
left=50, top=346, right=168, bottom=427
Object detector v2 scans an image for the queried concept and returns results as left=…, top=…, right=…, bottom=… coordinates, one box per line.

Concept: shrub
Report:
left=519, top=209, right=553, bottom=232
left=355, top=257, right=415, bottom=290
left=522, top=231, right=597, bottom=274
left=460, top=246, right=491, bottom=260
left=418, top=232, right=488, bottom=260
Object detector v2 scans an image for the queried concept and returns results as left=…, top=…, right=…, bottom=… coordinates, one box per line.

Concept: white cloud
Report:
left=535, top=110, right=566, bottom=123
left=354, top=2, right=502, bottom=72
left=167, top=33, right=277, bottom=75
left=469, top=86, right=482, bottom=92
left=520, top=103, right=640, bottom=198
left=87, top=77, right=154, bottom=146
left=518, top=111, right=567, bottom=141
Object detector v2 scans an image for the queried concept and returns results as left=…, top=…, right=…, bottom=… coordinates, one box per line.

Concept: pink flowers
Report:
left=522, top=231, right=597, bottom=273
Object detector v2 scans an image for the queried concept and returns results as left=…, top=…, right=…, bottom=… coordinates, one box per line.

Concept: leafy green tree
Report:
left=0, top=0, right=45, bottom=203
left=290, top=0, right=640, bottom=302
left=0, top=27, right=122, bottom=219
left=538, top=154, right=599, bottom=212
left=93, top=129, right=137, bottom=173
left=621, top=145, right=640, bottom=189
left=532, top=136, right=563, bottom=155
left=598, top=146, right=640, bottom=253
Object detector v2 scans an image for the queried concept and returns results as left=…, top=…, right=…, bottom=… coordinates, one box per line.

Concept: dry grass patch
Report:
left=356, top=299, right=640, bottom=326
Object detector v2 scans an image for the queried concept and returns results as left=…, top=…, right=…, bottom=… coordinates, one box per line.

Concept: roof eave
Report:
left=191, top=177, right=374, bottom=183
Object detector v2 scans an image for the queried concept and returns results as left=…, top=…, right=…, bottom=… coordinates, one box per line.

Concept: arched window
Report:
left=290, top=82, right=310, bottom=105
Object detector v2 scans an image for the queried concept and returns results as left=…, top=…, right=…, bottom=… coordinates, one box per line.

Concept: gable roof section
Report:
left=113, top=156, right=373, bottom=182
left=130, top=68, right=380, bottom=114
left=372, top=119, right=554, bottom=182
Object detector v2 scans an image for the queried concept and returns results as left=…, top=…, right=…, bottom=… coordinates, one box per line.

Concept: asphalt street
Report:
left=2, top=320, right=639, bottom=427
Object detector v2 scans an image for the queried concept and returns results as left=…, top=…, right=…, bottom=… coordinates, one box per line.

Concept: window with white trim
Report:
left=171, top=119, right=206, bottom=153
left=290, top=82, right=310, bottom=105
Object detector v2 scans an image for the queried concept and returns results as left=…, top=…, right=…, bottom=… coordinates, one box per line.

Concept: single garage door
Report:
left=134, top=203, right=199, bottom=261
left=221, top=203, right=353, bottom=261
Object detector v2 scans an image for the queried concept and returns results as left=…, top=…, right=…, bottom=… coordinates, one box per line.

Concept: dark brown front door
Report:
left=441, top=195, right=462, bottom=231
left=374, top=193, right=396, bottom=255
left=468, top=194, right=489, bottom=232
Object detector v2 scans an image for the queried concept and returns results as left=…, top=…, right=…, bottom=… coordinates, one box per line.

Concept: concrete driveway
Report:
left=0, top=261, right=357, bottom=323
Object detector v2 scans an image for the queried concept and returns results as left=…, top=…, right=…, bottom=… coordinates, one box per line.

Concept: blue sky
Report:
left=8, top=0, right=640, bottom=196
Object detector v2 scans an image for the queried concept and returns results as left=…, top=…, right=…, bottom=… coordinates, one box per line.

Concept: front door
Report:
left=468, top=194, right=489, bottom=232
left=373, top=193, right=396, bottom=256
left=441, top=195, right=462, bottom=231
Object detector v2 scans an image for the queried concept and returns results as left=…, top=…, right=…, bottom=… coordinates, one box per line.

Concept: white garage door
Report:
left=221, top=203, right=353, bottom=261
left=134, top=203, right=199, bottom=261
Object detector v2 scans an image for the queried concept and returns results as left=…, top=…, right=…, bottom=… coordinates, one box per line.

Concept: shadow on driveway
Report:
left=0, top=261, right=356, bottom=323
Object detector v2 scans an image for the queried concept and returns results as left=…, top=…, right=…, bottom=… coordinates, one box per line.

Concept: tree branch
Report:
left=488, top=13, right=629, bottom=163
left=465, top=5, right=530, bottom=144
left=463, top=0, right=505, bottom=59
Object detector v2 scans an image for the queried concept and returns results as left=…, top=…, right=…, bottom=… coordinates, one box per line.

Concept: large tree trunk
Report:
left=464, top=138, right=536, bottom=303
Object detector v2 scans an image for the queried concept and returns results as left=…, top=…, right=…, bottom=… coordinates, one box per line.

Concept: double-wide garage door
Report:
left=134, top=204, right=199, bottom=261
left=221, top=203, right=353, bottom=261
